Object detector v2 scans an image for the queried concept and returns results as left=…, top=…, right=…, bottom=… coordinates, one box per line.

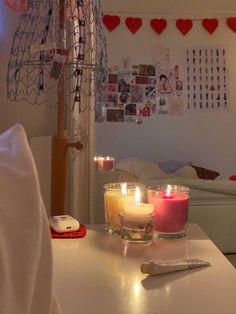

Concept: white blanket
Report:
left=0, top=124, right=60, bottom=314
left=143, top=177, right=236, bottom=196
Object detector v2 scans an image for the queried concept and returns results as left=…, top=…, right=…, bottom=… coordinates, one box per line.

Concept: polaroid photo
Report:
left=139, top=65, right=148, bottom=76
left=149, top=77, right=156, bottom=85
left=145, top=85, right=156, bottom=99
left=102, top=93, right=118, bottom=103
left=119, top=92, right=130, bottom=103
left=130, top=85, right=144, bottom=103
left=176, top=80, right=183, bottom=91
left=157, top=97, right=169, bottom=114
left=107, top=93, right=118, bottom=102
left=107, top=84, right=118, bottom=93
left=106, top=109, right=124, bottom=122
left=135, top=76, right=149, bottom=85
left=169, top=97, right=184, bottom=116
left=108, top=74, right=118, bottom=84
left=118, top=72, right=132, bottom=92
left=125, top=103, right=137, bottom=116
left=156, top=69, right=175, bottom=95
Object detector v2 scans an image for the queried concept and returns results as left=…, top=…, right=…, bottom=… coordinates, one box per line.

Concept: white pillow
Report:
left=0, top=124, right=60, bottom=314
left=168, top=165, right=199, bottom=179
left=116, top=159, right=168, bottom=181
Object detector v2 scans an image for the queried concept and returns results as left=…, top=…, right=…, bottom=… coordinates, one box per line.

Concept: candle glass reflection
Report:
left=119, top=202, right=154, bottom=244
left=119, top=212, right=154, bottom=244
left=103, top=183, right=145, bottom=235
left=94, top=156, right=115, bottom=171
left=147, top=185, right=189, bottom=239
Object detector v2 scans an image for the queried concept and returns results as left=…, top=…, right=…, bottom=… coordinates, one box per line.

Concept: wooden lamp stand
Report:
left=50, top=1, right=83, bottom=216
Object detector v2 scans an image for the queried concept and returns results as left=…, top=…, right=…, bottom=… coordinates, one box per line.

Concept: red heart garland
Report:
left=202, top=19, right=219, bottom=34
left=226, top=17, right=236, bottom=33
left=125, top=17, right=142, bottom=34
left=150, top=19, right=167, bottom=34
left=102, top=15, right=120, bottom=32
left=176, top=19, right=193, bottom=35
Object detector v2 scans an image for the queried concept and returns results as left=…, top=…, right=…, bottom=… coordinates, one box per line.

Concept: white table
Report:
left=52, top=224, right=236, bottom=314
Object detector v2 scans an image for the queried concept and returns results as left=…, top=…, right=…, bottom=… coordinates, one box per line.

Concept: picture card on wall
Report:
left=157, top=97, right=169, bottom=114
left=169, top=97, right=184, bottom=116
left=106, top=109, right=124, bottom=122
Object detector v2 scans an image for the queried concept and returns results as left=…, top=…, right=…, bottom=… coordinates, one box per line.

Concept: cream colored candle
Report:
left=105, top=191, right=135, bottom=228
left=123, top=203, right=154, bottom=218
left=104, top=183, right=145, bottom=233
left=123, top=187, right=154, bottom=218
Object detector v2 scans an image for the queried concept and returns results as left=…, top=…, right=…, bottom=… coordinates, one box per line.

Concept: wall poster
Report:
left=185, top=46, right=229, bottom=111
left=95, top=45, right=229, bottom=123
left=96, top=62, right=184, bottom=123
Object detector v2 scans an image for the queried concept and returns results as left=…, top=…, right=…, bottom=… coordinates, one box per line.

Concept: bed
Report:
left=114, top=158, right=236, bottom=253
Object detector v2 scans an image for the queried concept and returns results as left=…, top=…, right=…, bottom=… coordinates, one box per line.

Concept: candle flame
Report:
left=135, top=187, right=141, bottom=206
left=166, top=185, right=171, bottom=197
left=121, top=183, right=127, bottom=196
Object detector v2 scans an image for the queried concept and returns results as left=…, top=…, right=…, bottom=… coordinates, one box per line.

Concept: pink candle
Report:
left=94, top=157, right=114, bottom=171
left=148, top=185, right=189, bottom=234
left=103, top=157, right=114, bottom=171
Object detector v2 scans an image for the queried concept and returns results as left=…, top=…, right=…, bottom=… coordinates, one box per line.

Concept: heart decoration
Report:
left=202, top=19, right=219, bottom=34
left=102, top=15, right=120, bottom=32
left=176, top=19, right=193, bottom=36
left=125, top=17, right=142, bottom=34
left=226, top=17, right=236, bottom=33
left=4, top=0, right=27, bottom=12
left=150, top=19, right=167, bottom=34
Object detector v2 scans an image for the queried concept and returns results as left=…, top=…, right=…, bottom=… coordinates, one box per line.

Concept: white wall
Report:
left=96, top=0, right=236, bottom=179
left=0, top=2, right=57, bottom=137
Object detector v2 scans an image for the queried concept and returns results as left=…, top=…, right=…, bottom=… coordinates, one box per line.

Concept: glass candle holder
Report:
left=94, top=156, right=103, bottom=171
left=94, top=156, right=115, bottom=171
left=147, top=184, right=189, bottom=239
left=102, top=157, right=115, bottom=171
left=119, top=202, right=154, bottom=244
left=103, top=182, right=145, bottom=235
left=119, top=212, right=154, bottom=244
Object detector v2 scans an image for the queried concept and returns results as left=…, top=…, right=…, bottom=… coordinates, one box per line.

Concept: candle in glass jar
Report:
left=94, top=156, right=103, bottom=171
left=102, top=157, right=114, bottom=171
left=94, top=156, right=114, bottom=171
left=105, top=192, right=135, bottom=228
left=104, top=183, right=145, bottom=233
left=104, top=183, right=135, bottom=229
left=123, top=187, right=154, bottom=218
left=148, top=185, right=189, bottom=234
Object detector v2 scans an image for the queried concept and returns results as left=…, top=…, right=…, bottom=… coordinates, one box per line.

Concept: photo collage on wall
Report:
left=185, top=46, right=229, bottom=111
left=97, top=63, right=185, bottom=123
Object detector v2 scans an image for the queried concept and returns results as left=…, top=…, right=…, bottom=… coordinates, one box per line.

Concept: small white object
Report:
left=141, top=259, right=210, bottom=276
left=49, top=215, right=80, bottom=233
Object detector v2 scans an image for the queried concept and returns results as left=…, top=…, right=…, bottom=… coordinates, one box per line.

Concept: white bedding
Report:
left=116, top=158, right=236, bottom=202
